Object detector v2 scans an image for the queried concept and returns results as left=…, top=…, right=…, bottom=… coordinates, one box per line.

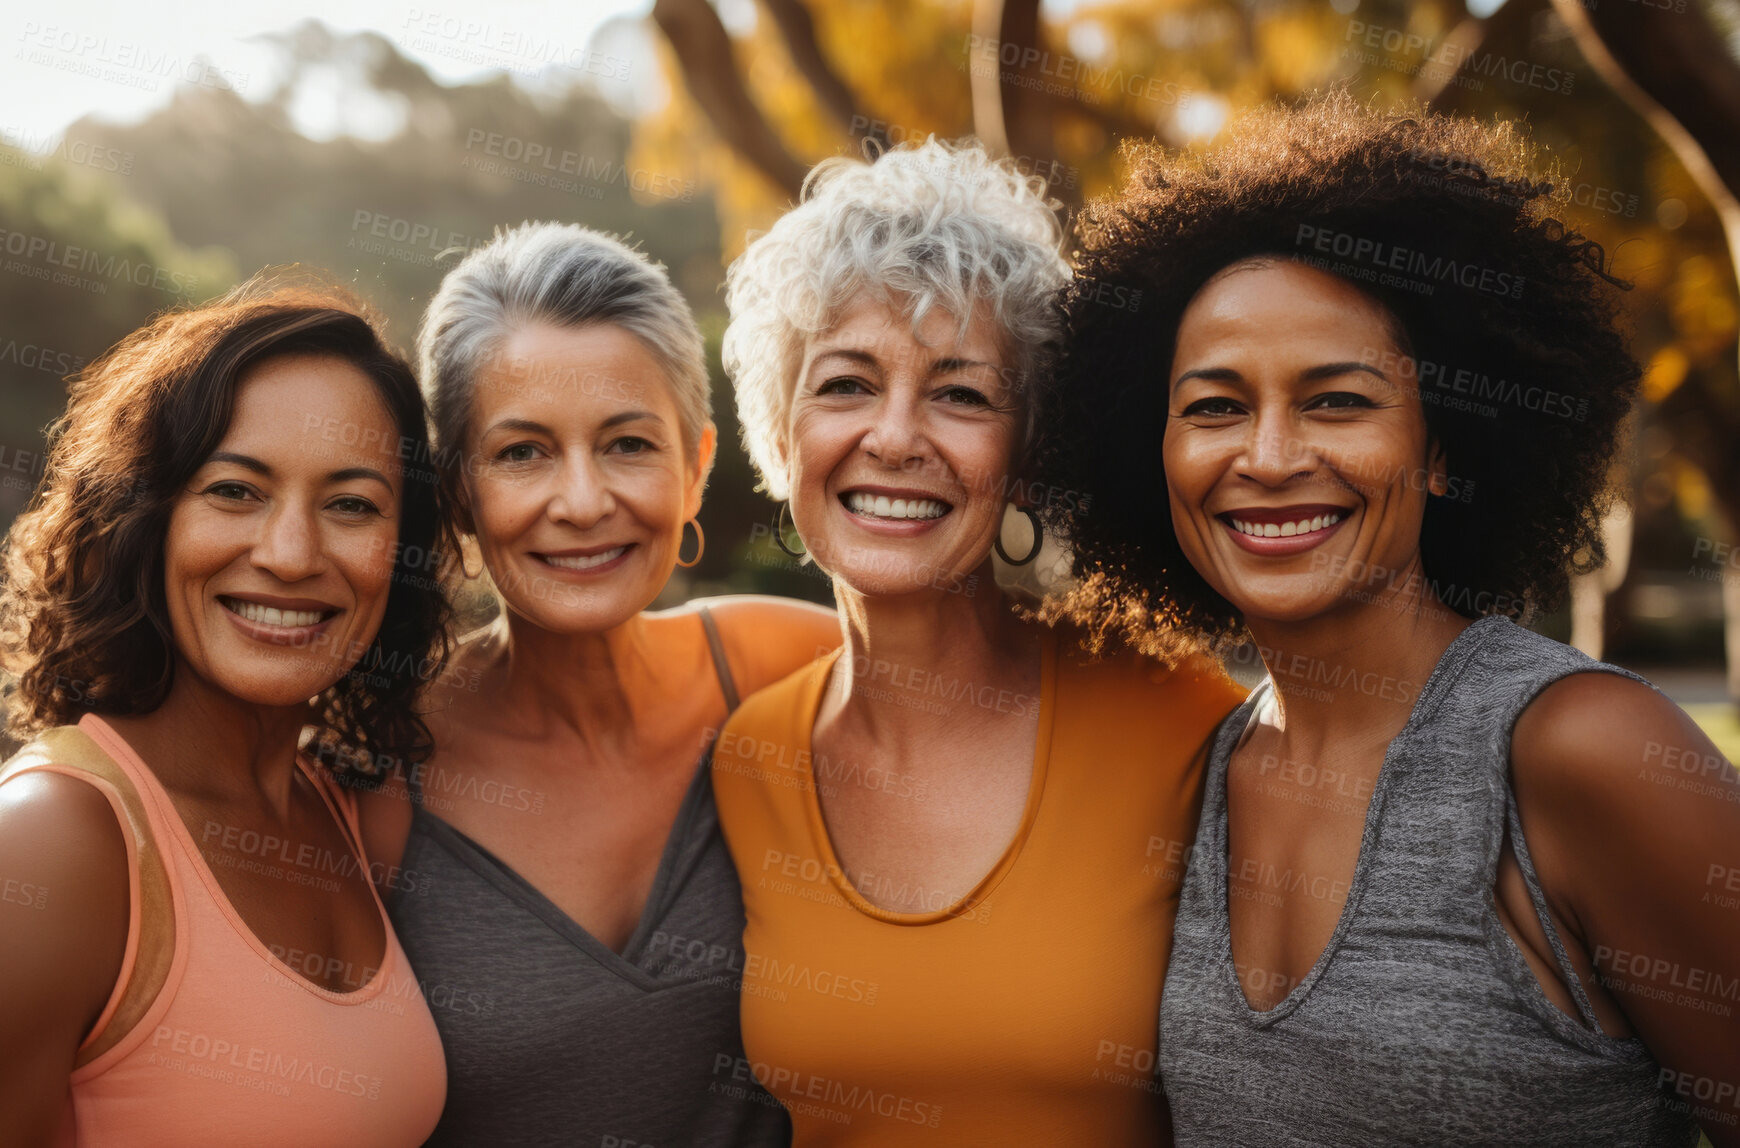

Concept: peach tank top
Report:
left=5, top=715, right=446, bottom=1147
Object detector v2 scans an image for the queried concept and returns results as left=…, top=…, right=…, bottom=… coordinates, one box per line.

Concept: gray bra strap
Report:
left=697, top=605, right=742, bottom=712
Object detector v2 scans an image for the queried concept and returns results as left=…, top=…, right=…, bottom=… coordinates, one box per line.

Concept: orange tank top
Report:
left=709, top=629, right=1246, bottom=1146
left=8, top=715, right=447, bottom=1147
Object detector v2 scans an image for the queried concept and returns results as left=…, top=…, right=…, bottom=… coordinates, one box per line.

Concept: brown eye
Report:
left=1308, top=392, right=1375, bottom=410
left=1180, top=397, right=1243, bottom=417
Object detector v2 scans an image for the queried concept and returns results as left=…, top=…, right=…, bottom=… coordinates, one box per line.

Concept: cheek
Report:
left=1161, top=431, right=1214, bottom=505
left=469, top=475, right=540, bottom=541
left=333, top=525, right=400, bottom=601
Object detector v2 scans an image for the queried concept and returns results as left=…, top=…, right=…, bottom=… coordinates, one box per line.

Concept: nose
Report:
left=252, top=502, right=326, bottom=583
left=546, top=450, right=616, bottom=527
left=860, top=389, right=930, bottom=472
left=1236, top=407, right=1316, bottom=487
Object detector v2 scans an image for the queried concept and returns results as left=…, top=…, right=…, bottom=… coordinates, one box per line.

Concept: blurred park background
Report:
left=2, top=0, right=1738, bottom=757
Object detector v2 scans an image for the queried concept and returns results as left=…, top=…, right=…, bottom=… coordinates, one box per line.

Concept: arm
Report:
left=0, top=772, right=130, bottom=1148
left=1512, top=672, right=1740, bottom=1146
left=690, top=594, right=843, bottom=696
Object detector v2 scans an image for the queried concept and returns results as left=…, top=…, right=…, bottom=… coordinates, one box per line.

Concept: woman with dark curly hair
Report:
left=1037, top=93, right=1740, bottom=1146
left=0, top=276, right=453, bottom=1146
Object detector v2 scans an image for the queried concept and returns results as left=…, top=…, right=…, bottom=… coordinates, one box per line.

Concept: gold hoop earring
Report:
left=459, top=539, right=486, bottom=580
left=676, top=518, right=705, bottom=568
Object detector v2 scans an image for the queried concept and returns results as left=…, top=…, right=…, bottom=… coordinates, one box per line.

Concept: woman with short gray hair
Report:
left=358, top=220, right=839, bottom=1146
left=710, top=140, right=1245, bottom=1145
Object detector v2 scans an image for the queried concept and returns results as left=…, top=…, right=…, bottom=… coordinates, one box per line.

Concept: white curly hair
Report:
left=722, top=137, right=1069, bottom=501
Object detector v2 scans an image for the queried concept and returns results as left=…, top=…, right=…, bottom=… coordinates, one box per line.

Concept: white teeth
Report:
left=544, top=546, right=628, bottom=570
left=223, top=599, right=327, bottom=628
left=1228, top=512, right=1344, bottom=538
left=844, top=492, right=948, bottom=520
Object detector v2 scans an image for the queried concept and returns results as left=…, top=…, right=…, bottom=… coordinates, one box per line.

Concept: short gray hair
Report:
left=722, top=138, right=1069, bottom=502
left=418, top=222, right=710, bottom=476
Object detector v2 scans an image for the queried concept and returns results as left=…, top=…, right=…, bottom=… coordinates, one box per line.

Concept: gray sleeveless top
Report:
left=1159, top=616, right=1703, bottom=1147
left=388, top=608, right=790, bottom=1147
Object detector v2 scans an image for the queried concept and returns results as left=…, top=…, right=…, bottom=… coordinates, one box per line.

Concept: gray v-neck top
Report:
left=388, top=608, right=790, bottom=1147
left=1159, top=616, right=1703, bottom=1147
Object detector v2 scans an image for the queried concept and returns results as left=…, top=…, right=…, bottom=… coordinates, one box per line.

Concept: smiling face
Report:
left=461, top=321, right=715, bottom=633
left=786, top=293, right=1021, bottom=598
left=1163, top=258, right=1447, bottom=624
left=164, top=353, right=404, bottom=708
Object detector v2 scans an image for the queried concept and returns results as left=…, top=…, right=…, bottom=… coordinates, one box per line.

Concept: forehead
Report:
left=473, top=321, right=676, bottom=416
left=228, top=353, right=402, bottom=472
left=810, top=293, right=1008, bottom=366
left=1176, top=260, right=1402, bottom=360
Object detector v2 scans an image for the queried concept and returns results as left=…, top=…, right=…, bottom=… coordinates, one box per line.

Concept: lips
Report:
left=839, top=489, right=954, bottom=522
left=218, top=595, right=341, bottom=645
left=540, top=545, right=630, bottom=571
left=1217, top=504, right=1352, bottom=556
left=533, top=543, right=635, bottom=576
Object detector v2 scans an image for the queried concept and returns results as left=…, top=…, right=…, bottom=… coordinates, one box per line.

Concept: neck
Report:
left=1242, top=553, right=1472, bottom=759
left=481, top=607, right=650, bottom=752
left=823, top=559, right=1041, bottom=742
left=115, top=667, right=310, bottom=818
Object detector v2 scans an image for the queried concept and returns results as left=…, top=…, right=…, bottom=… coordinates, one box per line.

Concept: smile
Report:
left=841, top=492, right=952, bottom=521
left=1217, top=505, right=1352, bottom=556
left=541, top=545, right=631, bottom=571
left=1227, top=511, right=1344, bottom=538
left=219, top=597, right=336, bottom=629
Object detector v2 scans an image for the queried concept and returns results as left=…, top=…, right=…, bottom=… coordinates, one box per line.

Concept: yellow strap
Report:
left=1, top=726, right=177, bottom=1065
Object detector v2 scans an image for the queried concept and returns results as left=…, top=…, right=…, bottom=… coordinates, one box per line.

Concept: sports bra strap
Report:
left=0, top=726, right=177, bottom=1065
left=697, top=606, right=742, bottom=713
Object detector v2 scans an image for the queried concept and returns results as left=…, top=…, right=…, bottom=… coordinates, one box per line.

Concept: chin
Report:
left=527, top=591, right=648, bottom=635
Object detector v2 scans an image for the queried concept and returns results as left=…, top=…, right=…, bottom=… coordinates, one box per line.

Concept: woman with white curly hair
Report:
left=710, top=139, right=1245, bottom=1145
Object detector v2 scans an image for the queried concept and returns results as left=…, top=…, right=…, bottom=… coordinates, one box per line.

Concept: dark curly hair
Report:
left=0, top=272, right=453, bottom=785
left=1033, top=90, right=1636, bottom=658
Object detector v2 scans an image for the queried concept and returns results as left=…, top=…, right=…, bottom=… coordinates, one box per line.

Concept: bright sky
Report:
left=2, top=0, right=1493, bottom=151
left=1, top=0, right=656, bottom=146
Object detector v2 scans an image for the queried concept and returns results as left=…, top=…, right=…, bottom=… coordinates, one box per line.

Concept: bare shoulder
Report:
left=1511, top=670, right=1721, bottom=801
left=682, top=594, right=841, bottom=695
left=0, top=769, right=131, bottom=910
left=0, top=769, right=131, bottom=1030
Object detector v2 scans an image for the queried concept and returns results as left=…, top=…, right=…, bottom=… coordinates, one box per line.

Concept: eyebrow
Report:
left=809, top=349, right=879, bottom=370
left=931, top=357, right=999, bottom=376
left=601, top=409, right=663, bottom=429
left=1302, top=361, right=1392, bottom=386
left=1172, top=362, right=1393, bottom=389
left=205, top=451, right=394, bottom=492
left=808, top=350, right=999, bottom=376
left=482, top=411, right=664, bottom=436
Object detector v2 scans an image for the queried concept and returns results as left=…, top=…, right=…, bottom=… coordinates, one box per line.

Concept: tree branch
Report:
left=651, top=0, right=808, bottom=199
left=1548, top=0, right=1740, bottom=267
left=759, top=0, right=884, bottom=152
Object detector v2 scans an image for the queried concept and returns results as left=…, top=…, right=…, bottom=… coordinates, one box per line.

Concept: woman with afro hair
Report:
left=1035, top=91, right=1739, bottom=1146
